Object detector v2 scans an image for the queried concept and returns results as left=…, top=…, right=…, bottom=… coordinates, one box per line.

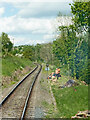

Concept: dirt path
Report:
left=25, top=64, right=58, bottom=118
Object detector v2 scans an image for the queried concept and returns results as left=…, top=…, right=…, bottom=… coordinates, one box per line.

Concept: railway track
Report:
left=0, top=64, right=42, bottom=119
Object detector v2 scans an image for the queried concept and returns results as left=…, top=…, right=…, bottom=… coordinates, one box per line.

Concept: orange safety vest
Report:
left=58, top=68, right=60, bottom=72
left=55, top=69, right=59, bottom=74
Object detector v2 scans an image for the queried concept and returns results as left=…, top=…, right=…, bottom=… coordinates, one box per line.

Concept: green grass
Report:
left=42, top=63, right=88, bottom=118
left=2, top=56, right=34, bottom=76
left=52, top=83, right=88, bottom=118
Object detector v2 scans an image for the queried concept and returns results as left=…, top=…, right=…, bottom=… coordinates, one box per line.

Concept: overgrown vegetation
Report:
left=2, top=56, right=33, bottom=76
left=52, top=1, right=89, bottom=83
left=42, top=66, right=88, bottom=118
left=50, top=1, right=89, bottom=118
left=52, top=83, right=88, bottom=118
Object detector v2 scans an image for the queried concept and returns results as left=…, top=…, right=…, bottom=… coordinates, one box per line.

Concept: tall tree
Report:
left=70, top=1, right=89, bottom=82
left=70, top=1, right=90, bottom=33
left=1, top=32, right=13, bottom=56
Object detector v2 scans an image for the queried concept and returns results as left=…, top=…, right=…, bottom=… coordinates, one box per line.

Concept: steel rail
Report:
left=0, top=65, right=38, bottom=107
left=21, top=64, right=42, bottom=120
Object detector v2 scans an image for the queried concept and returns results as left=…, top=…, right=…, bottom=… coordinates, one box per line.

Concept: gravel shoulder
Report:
left=25, top=64, right=58, bottom=118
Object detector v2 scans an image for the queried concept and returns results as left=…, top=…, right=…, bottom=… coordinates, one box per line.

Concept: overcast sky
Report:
left=0, top=0, right=73, bottom=46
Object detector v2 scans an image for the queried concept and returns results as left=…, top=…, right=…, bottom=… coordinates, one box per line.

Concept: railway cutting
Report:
left=0, top=64, right=42, bottom=119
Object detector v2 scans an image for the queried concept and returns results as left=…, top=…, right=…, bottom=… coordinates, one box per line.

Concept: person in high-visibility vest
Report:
left=58, top=68, right=60, bottom=73
left=55, top=68, right=61, bottom=79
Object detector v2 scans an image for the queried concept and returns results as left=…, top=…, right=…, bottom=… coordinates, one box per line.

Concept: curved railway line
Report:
left=0, top=64, right=42, bottom=119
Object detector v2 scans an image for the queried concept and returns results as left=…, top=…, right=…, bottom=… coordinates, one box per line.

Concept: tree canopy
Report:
left=52, top=1, right=89, bottom=83
left=1, top=32, right=13, bottom=56
left=69, top=1, right=90, bottom=33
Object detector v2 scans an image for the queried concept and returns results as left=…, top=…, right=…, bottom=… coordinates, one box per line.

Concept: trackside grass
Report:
left=52, top=82, right=88, bottom=118
left=2, top=56, right=33, bottom=76
left=42, top=64, right=88, bottom=118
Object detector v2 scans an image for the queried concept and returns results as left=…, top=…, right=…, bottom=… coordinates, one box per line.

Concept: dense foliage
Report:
left=1, top=32, right=13, bottom=56
left=70, top=1, right=90, bottom=33
left=52, top=1, right=89, bottom=83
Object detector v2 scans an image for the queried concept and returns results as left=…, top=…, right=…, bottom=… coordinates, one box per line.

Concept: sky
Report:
left=0, top=0, right=73, bottom=46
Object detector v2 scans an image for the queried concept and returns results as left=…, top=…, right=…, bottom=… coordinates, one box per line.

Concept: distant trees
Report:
left=35, top=44, right=42, bottom=62
left=1, top=32, right=53, bottom=63
left=22, top=45, right=35, bottom=61
left=40, top=43, right=53, bottom=64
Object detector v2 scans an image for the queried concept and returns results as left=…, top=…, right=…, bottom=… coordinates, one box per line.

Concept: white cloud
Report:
left=26, top=39, right=46, bottom=45
left=0, top=0, right=73, bottom=3
left=0, top=0, right=73, bottom=46
left=8, top=35, right=46, bottom=46
left=0, top=15, right=54, bottom=34
left=0, top=15, right=72, bottom=45
left=0, top=0, right=89, bottom=3
left=8, top=35, right=29, bottom=45
left=0, top=0, right=72, bottom=20
left=16, top=2, right=71, bottom=18
left=0, top=15, right=72, bottom=34
left=0, top=7, right=5, bottom=17
left=43, top=34, right=54, bottom=40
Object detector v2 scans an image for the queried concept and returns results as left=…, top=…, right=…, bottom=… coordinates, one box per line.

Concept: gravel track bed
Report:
left=24, top=65, right=57, bottom=119
left=24, top=65, right=54, bottom=118
left=1, top=66, right=40, bottom=119
left=25, top=66, right=43, bottom=118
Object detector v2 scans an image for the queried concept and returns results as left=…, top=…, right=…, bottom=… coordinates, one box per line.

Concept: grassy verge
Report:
left=2, top=56, right=34, bottom=76
left=51, top=76, right=88, bottom=118
left=2, top=56, right=36, bottom=89
left=41, top=63, right=88, bottom=118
